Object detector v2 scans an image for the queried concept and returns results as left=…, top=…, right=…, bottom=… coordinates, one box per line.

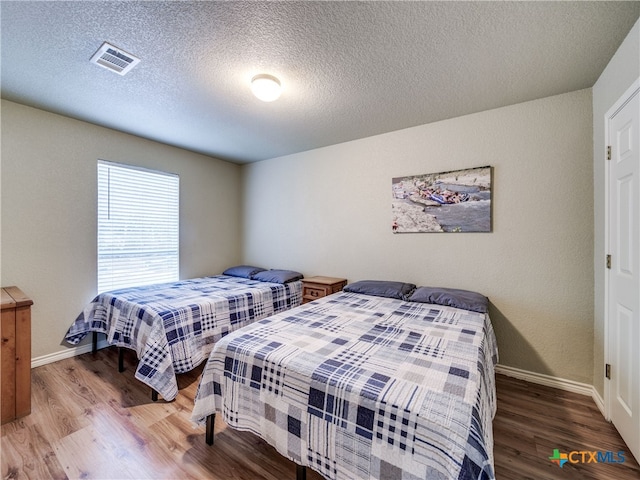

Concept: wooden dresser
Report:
left=1, top=286, right=32, bottom=424
left=301, top=276, right=348, bottom=304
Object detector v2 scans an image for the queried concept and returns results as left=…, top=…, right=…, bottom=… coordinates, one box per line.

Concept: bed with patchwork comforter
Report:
left=191, top=289, right=498, bottom=480
left=65, top=275, right=303, bottom=400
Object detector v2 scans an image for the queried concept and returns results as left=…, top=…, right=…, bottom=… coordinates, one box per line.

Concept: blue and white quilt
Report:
left=191, top=291, right=498, bottom=480
left=65, top=275, right=303, bottom=400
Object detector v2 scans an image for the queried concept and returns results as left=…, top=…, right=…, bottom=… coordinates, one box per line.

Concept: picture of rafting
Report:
left=392, top=166, right=492, bottom=233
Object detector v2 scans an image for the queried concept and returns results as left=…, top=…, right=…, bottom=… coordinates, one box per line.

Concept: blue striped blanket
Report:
left=191, top=291, right=498, bottom=480
left=65, top=275, right=302, bottom=400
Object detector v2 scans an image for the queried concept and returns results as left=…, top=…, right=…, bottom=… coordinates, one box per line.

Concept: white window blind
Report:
left=97, top=160, right=179, bottom=293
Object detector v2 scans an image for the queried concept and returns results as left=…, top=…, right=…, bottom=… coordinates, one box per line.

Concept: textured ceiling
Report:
left=2, top=1, right=639, bottom=164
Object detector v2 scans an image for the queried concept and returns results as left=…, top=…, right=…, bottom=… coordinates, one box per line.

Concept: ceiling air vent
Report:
left=90, top=42, right=140, bottom=76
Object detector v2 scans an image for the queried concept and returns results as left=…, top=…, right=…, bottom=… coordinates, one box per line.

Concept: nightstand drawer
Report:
left=303, top=285, right=331, bottom=301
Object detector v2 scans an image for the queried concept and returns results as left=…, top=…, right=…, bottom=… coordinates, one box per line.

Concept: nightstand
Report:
left=301, top=276, right=348, bottom=304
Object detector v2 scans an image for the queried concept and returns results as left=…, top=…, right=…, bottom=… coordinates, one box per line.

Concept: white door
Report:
left=607, top=81, right=640, bottom=463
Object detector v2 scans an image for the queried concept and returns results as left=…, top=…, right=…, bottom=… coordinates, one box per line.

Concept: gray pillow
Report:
left=222, top=265, right=267, bottom=279
left=343, top=280, right=416, bottom=300
left=407, top=286, right=488, bottom=313
left=252, top=269, right=304, bottom=284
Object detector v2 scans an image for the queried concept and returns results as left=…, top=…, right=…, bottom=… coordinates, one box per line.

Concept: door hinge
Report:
left=606, top=363, right=611, bottom=380
left=607, top=145, right=612, bottom=160
left=606, top=254, right=612, bottom=269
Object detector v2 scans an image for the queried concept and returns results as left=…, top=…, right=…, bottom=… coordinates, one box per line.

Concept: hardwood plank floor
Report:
left=493, top=375, right=640, bottom=479
left=2, top=347, right=638, bottom=479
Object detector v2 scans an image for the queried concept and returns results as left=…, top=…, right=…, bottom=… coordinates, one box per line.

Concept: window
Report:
left=97, top=160, right=179, bottom=293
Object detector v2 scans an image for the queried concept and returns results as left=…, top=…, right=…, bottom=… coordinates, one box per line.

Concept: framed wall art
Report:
left=392, top=166, right=492, bottom=233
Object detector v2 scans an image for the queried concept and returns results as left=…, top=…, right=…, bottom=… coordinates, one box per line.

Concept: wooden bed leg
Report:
left=151, top=389, right=158, bottom=402
left=206, top=413, right=215, bottom=445
left=296, top=465, right=306, bottom=480
left=118, top=348, right=125, bottom=372
left=92, top=332, right=98, bottom=354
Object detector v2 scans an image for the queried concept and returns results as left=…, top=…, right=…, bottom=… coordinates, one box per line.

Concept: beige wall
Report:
left=592, top=19, right=640, bottom=398
left=1, top=100, right=242, bottom=359
left=243, top=89, right=595, bottom=384
left=0, top=87, right=599, bottom=385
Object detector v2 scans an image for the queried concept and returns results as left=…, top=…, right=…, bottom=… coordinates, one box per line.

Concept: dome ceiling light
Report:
left=251, top=74, right=282, bottom=102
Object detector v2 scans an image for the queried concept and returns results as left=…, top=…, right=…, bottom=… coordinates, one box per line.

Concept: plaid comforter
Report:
left=65, top=275, right=303, bottom=400
left=192, top=291, right=498, bottom=480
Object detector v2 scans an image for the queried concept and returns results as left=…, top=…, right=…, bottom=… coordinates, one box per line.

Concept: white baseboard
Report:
left=496, top=364, right=606, bottom=417
left=591, top=387, right=606, bottom=418
left=31, top=339, right=110, bottom=368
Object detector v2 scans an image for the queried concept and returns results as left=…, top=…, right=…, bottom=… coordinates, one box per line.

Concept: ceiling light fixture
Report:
left=251, top=74, right=282, bottom=102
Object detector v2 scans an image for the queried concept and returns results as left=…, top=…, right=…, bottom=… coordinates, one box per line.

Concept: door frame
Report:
left=604, top=77, right=640, bottom=420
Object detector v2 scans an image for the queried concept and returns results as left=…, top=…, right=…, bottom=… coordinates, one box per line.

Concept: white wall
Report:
left=243, top=89, right=594, bottom=384
left=592, top=19, right=640, bottom=398
left=1, top=100, right=242, bottom=359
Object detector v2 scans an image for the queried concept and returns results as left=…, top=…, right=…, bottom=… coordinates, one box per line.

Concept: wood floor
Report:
left=493, top=375, right=640, bottom=479
left=2, top=347, right=639, bottom=480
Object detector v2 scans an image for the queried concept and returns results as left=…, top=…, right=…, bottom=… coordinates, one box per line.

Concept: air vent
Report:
left=90, top=42, right=140, bottom=76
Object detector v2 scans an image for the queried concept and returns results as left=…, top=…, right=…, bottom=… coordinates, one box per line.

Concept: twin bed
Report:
left=64, top=266, right=303, bottom=400
left=191, top=280, right=498, bottom=480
